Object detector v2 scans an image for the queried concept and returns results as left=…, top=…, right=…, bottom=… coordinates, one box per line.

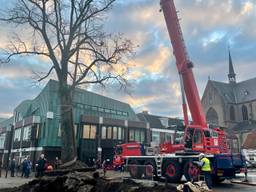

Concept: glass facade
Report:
left=101, top=125, right=124, bottom=140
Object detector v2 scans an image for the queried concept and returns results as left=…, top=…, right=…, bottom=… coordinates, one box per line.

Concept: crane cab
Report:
left=160, top=125, right=228, bottom=155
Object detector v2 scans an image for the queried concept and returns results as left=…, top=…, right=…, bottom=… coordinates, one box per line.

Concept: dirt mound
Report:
left=61, top=160, right=88, bottom=169
left=45, top=161, right=93, bottom=177
left=0, top=171, right=177, bottom=192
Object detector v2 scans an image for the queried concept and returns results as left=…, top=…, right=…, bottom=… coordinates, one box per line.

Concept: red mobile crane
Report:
left=112, top=0, right=246, bottom=183
left=159, top=0, right=226, bottom=154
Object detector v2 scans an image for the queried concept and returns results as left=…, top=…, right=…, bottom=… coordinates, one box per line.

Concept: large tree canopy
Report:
left=0, top=0, right=134, bottom=164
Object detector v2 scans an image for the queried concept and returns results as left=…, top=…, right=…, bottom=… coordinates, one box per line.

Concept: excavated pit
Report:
left=0, top=171, right=177, bottom=192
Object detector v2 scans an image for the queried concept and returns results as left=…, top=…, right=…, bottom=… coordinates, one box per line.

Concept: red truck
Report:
left=112, top=0, right=246, bottom=183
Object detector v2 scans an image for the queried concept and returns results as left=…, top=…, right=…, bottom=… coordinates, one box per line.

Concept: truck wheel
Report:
left=212, top=176, right=225, bottom=184
left=184, top=161, right=200, bottom=181
left=163, top=160, right=182, bottom=183
left=128, top=160, right=142, bottom=179
left=144, top=161, right=155, bottom=179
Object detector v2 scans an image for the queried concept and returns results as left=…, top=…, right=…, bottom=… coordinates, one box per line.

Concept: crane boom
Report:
left=160, top=0, right=207, bottom=127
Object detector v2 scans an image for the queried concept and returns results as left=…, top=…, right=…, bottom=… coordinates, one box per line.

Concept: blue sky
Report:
left=0, top=0, right=256, bottom=119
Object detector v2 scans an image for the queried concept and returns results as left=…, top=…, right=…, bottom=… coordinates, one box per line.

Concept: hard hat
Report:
left=199, top=153, right=205, bottom=158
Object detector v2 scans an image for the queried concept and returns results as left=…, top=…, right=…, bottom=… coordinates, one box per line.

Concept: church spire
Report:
left=228, top=48, right=236, bottom=84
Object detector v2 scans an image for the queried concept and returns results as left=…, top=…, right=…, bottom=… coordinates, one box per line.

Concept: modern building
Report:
left=201, top=50, right=256, bottom=148
left=0, top=79, right=148, bottom=166
left=0, top=79, right=186, bottom=167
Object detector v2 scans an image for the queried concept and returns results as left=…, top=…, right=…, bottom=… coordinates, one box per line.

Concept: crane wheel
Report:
left=212, top=176, right=225, bottom=184
left=163, top=160, right=182, bottom=183
left=128, top=160, right=142, bottom=179
left=144, top=160, right=155, bottom=179
left=184, top=161, right=200, bottom=181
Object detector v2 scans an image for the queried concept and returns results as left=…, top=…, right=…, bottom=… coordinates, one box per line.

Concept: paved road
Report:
left=0, top=176, right=33, bottom=189
left=214, top=181, right=256, bottom=192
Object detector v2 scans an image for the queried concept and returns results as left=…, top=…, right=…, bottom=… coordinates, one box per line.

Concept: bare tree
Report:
left=0, top=0, right=134, bottom=165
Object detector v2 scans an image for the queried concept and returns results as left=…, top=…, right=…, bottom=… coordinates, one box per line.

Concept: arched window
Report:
left=206, top=107, right=219, bottom=126
left=230, top=106, right=235, bottom=121
left=242, top=105, right=248, bottom=121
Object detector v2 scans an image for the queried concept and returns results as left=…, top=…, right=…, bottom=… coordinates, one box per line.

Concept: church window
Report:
left=230, top=106, right=235, bottom=121
left=206, top=107, right=219, bottom=126
left=209, top=92, right=213, bottom=105
left=242, top=105, right=248, bottom=121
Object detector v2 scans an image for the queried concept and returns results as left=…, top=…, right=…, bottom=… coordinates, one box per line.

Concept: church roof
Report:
left=209, top=77, right=256, bottom=104
left=210, top=81, right=236, bottom=103
left=233, top=77, right=256, bottom=103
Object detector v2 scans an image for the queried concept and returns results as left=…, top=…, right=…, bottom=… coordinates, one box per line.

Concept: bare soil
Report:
left=0, top=171, right=177, bottom=192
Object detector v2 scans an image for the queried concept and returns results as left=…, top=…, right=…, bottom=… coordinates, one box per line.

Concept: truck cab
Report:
left=112, top=142, right=143, bottom=169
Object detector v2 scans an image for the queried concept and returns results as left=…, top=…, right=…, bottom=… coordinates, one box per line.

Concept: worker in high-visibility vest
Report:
left=199, top=153, right=213, bottom=190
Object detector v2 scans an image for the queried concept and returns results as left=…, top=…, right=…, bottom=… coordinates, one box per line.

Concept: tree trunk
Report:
left=59, top=83, right=77, bottom=164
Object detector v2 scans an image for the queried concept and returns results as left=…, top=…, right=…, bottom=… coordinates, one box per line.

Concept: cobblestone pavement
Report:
left=0, top=170, right=34, bottom=189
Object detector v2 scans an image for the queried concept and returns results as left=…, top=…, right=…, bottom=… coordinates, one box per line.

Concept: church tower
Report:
left=228, top=49, right=236, bottom=84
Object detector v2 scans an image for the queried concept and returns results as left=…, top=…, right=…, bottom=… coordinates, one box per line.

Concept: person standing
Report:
left=241, top=148, right=249, bottom=182
left=10, top=159, right=16, bottom=177
left=102, top=159, right=107, bottom=177
left=24, top=157, right=31, bottom=178
left=199, top=153, right=213, bottom=191
left=21, top=158, right=27, bottom=177
left=36, top=154, right=46, bottom=177
left=54, top=157, right=61, bottom=169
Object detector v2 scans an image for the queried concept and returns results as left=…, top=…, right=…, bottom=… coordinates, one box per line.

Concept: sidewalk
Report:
left=233, top=170, right=256, bottom=186
left=0, top=171, right=34, bottom=189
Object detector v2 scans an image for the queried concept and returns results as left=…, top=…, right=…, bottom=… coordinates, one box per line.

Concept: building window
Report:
left=193, top=129, right=202, bottom=144
left=0, top=133, right=6, bottom=149
left=36, top=124, right=40, bottom=139
left=152, top=131, right=160, bottom=143
left=140, top=131, right=145, bottom=143
left=118, top=127, right=123, bottom=140
left=23, top=126, right=31, bottom=141
left=209, top=92, right=213, bottom=105
left=91, top=125, right=96, bottom=139
left=83, top=124, right=96, bottom=139
left=230, top=106, right=235, bottom=121
left=206, top=107, right=219, bottom=126
left=99, top=107, right=104, bottom=112
left=129, top=129, right=135, bottom=141
left=242, top=105, right=248, bottom=121
left=58, top=123, right=61, bottom=137
left=14, top=128, right=21, bottom=142
left=107, top=126, right=112, bottom=139
left=101, top=126, right=107, bottom=139
left=74, top=124, right=78, bottom=138
left=113, top=126, right=118, bottom=140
